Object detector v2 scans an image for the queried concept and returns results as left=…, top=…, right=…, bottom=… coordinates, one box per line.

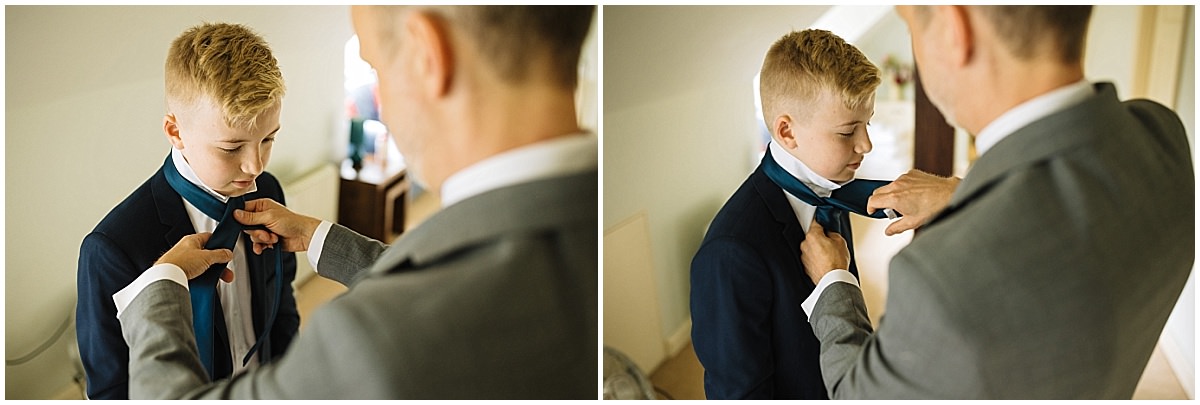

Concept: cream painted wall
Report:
left=1086, top=6, right=1140, bottom=99
left=604, top=82, right=761, bottom=340
left=604, top=5, right=832, bottom=345
left=5, top=6, right=352, bottom=399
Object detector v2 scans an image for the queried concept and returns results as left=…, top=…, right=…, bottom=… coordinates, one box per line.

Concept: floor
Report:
left=649, top=342, right=1188, bottom=400
left=650, top=216, right=1190, bottom=400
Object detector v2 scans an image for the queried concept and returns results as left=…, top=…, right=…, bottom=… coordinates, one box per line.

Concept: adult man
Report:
left=799, top=5, right=1193, bottom=399
left=113, top=5, right=597, bottom=399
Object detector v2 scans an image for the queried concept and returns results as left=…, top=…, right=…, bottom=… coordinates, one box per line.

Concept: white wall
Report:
left=604, top=5, right=833, bottom=344
left=1085, top=6, right=1140, bottom=99
left=5, top=6, right=352, bottom=399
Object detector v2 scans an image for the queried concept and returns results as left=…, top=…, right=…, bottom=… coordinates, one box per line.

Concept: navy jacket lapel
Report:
left=751, top=164, right=805, bottom=270
left=150, top=168, right=196, bottom=248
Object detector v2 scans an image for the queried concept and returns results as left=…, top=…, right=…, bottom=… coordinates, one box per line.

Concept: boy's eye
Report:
left=263, top=137, right=276, bottom=144
left=220, top=146, right=241, bottom=153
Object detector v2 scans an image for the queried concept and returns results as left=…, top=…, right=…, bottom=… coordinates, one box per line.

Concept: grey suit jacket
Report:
left=119, top=170, right=598, bottom=399
left=809, top=83, right=1194, bottom=399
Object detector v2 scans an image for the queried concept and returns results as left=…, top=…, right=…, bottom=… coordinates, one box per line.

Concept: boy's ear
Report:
left=406, top=10, right=454, bottom=98
left=163, top=113, right=185, bottom=150
left=774, top=115, right=799, bottom=149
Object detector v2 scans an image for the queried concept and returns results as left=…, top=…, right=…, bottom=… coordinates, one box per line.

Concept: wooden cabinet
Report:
left=337, top=159, right=408, bottom=243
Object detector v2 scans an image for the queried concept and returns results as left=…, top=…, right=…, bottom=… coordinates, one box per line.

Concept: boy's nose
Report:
left=243, top=153, right=264, bottom=176
left=855, top=131, right=873, bottom=154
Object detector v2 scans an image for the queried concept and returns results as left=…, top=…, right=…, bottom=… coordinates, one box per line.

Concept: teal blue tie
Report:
left=162, top=154, right=282, bottom=377
left=760, top=148, right=895, bottom=274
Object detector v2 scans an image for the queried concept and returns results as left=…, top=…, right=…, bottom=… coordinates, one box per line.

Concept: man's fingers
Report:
left=186, top=232, right=214, bottom=246
left=234, top=208, right=267, bottom=226
left=242, top=198, right=279, bottom=212
left=885, top=217, right=920, bottom=236
left=808, top=218, right=824, bottom=235
left=243, top=229, right=278, bottom=245
left=207, top=248, right=234, bottom=266
left=219, top=268, right=235, bottom=283
left=866, top=192, right=896, bottom=215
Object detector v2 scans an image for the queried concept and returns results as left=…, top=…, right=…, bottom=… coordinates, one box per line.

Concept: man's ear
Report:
left=774, top=115, right=799, bottom=149
left=405, top=10, right=454, bottom=98
left=941, top=5, right=974, bottom=68
left=163, top=113, right=185, bottom=150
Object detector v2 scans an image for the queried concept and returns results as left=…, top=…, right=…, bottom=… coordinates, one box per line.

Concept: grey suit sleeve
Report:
left=119, top=278, right=379, bottom=399
left=808, top=254, right=982, bottom=399
left=117, top=280, right=210, bottom=399
left=317, top=223, right=388, bottom=287
left=809, top=283, right=873, bottom=393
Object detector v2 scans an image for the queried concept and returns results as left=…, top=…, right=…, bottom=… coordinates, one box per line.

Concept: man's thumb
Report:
left=208, top=248, right=234, bottom=266
left=234, top=209, right=262, bottom=225
left=885, top=218, right=916, bottom=236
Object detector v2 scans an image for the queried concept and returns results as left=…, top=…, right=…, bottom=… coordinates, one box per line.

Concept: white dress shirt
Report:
left=113, top=148, right=261, bottom=374
left=305, top=133, right=598, bottom=271
left=800, top=80, right=1095, bottom=319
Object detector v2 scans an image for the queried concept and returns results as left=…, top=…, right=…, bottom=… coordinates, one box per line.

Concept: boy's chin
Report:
left=215, top=188, right=251, bottom=198
left=828, top=172, right=855, bottom=183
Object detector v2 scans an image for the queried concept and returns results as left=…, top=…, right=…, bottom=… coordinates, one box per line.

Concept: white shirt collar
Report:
left=440, top=132, right=597, bottom=208
left=171, top=147, right=256, bottom=203
left=768, top=140, right=842, bottom=198
left=975, top=80, right=1094, bottom=156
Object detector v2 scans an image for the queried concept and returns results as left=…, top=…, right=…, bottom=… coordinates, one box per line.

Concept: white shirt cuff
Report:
left=306, top=220, right=334, bottom=273
left=112, top=264, right=189, bottom=318
left=801, top=269, right=861, bottom=319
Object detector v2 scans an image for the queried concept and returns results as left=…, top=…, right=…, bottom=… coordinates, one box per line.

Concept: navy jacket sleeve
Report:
left=76, top=232, right=136, bottom=399
left=690, top=236, right=776, bottom=399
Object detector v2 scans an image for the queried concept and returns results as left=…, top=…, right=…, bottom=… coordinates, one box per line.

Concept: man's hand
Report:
left=800, top=220, right=850, bottom=285
left=156, top=233, right=235, bottom=283
left=235, top=198, right=322, bottom=254
left=867, top=169, right=961, bottom=236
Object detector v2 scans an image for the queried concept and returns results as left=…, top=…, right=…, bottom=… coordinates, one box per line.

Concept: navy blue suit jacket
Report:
left=76, top=166, right=300, bottom=399
left=690, top=162, right=856, bottom=399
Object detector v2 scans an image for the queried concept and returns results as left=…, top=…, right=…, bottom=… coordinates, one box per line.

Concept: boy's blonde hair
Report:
left=759, top=29, right=880, bottom=133
left=165, top=22, right=285, bottom=130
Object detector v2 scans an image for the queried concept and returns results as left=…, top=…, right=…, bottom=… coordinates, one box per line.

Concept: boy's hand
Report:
left=156, top=233, right=235, bottom=283
left=866, top=169, right=961, bottom=236
left=236, top=198, right=322, bottom=254
left=800, top=220, right=850, bottom=285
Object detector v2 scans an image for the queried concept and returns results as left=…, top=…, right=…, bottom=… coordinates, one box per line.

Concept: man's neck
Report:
left=964, top=60, right=1085, bottom=135
left=428, top=82, right=581, bottom=192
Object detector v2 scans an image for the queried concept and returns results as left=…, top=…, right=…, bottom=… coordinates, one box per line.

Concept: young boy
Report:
left=690, top=29, right=886, bottom=399
left=75, top=22, right=299, bottom=399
